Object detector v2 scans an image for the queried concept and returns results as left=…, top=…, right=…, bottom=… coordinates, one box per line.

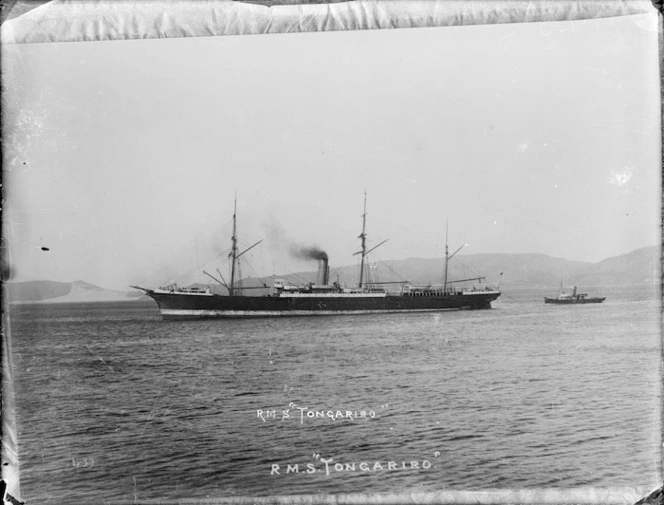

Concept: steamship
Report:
left=132, top=195, right=501, bottom=320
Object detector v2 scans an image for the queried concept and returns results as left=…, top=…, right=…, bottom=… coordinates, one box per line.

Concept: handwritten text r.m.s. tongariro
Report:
left=271, top=457, right=432, bottom=476
left=257, top=405, right=377, bottom=423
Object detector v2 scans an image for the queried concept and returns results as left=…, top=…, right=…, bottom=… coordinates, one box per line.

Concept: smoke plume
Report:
left=289, top=245, right=328, bottom=261
left=261, top=216, right=328, bottom=263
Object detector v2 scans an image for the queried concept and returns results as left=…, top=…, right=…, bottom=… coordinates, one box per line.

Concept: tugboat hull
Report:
left=544, top=297, right=605, bottom=305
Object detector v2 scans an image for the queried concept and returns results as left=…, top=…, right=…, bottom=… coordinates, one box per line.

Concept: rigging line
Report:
left=501, top=291, right=518, bottom=302
left=455, top=255, right=482, bottom=278
left=145, top=246, right=232, bottom=287
left=240, top=259, right=269, bottom=288
left=380, top=261, right=409, bottom=282
left=148, top=236, right=224, bottom=273
left=158, top=259, right=214, bottom=287
left=287, top=273, right=309, bottom=284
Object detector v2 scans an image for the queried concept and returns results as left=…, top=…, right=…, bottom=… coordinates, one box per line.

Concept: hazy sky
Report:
left=3, top=12, right=660, bottom=290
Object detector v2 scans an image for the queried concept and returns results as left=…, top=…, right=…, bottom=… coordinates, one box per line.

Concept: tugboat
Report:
left=132, top=194, right=501, bottom=319
left=544, top=285, right=605, bottom=304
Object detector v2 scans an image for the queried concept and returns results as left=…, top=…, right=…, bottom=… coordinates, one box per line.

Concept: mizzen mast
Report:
left=358, top=191, right=368, bottom=288
left=354, top=191, right=387, bottom=289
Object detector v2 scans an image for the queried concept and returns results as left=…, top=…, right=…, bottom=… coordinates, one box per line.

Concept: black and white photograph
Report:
left=2, top=1, right=661, bottom=503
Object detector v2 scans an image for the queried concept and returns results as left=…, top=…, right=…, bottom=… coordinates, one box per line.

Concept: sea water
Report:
left=7, top=285, right=661, bottom=503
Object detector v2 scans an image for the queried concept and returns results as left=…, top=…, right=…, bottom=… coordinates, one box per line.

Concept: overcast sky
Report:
left=3, top=12, right=660, bottom=290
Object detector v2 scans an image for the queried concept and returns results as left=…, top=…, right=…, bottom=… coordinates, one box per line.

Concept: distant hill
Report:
left=6, top=280, right=148, bottom=304
left=6, top=280, right=72, bottom=302
left=199, top=247, right=659, bottom=294
left=322, top=253, right=592, bottom=288
left=574, top=246, right=660, bottom=286
left=5, top=247, right=659, bottom=303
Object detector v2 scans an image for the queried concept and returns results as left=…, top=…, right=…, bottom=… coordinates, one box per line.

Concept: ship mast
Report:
left=358, top=191, right=368, bottom=288
left=229, top=194, right=238, bottom=296
left=354, top=192, right=387, bottom=289
left=226, top=195, right=263, bottom=297
left=443, top=220, right=468, bottom=293
left=443, top=221, right=449, bottom=293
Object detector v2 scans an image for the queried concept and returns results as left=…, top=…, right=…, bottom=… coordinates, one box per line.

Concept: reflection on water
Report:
left=9, top=286, right=661, bottom=503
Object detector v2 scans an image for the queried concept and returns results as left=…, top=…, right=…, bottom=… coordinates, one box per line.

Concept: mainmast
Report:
left=354, top=192, right=387, bottom=289
left=229, top=194, right=238, bottom=296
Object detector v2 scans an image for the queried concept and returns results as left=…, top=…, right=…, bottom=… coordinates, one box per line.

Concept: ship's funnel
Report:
left=317, top=258, right=329, bottom=286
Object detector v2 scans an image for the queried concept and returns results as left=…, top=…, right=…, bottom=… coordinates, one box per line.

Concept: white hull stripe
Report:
left=277, top=292, right=387, bottom=298
left=159, top=308, right=474, bottom=318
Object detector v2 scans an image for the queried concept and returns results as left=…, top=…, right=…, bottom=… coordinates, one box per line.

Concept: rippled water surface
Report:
left=9, top=285, right=662, bottom=503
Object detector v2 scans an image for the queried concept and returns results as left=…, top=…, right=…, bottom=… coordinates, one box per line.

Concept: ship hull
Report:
left=143, top=291, right=501, bottom=320
left=544, top=297, right=605, bottom=304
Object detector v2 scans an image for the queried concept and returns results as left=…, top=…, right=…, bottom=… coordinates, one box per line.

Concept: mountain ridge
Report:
left=7, top=280, right=148, bottom=304
left=5, top=246, right=659, bottom=303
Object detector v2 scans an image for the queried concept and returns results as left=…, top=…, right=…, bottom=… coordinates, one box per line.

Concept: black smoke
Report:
left=289, top=245, right=328, bottom=262
left=260, top=217, right=328, bottom=262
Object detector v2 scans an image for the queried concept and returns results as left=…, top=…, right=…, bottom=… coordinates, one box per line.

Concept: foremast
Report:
left=224, top=195, right=263, bottom=297
left=229, top=195, right=239, bottom=296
